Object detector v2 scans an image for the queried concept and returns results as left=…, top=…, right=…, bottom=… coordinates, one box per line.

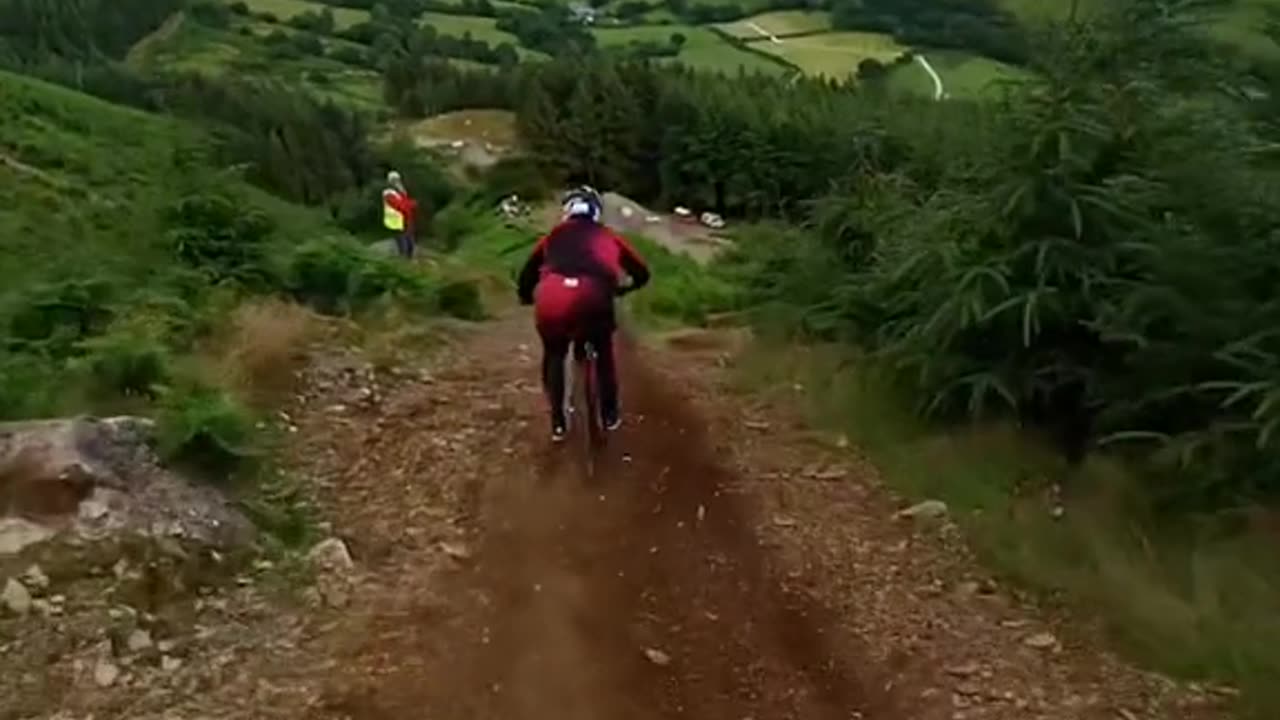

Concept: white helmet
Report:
left=561, top=185, right=603, bottom=222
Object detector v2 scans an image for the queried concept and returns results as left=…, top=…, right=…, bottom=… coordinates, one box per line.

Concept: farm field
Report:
left=243, top=0, right=369, bottom=29
left=594, top=25, right=788, bottom=75
left=754, top=31, right=907, bottom=79
left=717, top=10, right=832, bottom=40
left=141, top=21, right=384, bottom=109
left=886, top=50, right=1028, bottom=99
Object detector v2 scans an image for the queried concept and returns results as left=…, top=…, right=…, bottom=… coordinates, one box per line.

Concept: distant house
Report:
left=568, top=3, right=598, bottom=24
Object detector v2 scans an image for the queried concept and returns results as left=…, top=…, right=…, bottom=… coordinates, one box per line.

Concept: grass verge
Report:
left=731, top=341, right=1280, bottom=720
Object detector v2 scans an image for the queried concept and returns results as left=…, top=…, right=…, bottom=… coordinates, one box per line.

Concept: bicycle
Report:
left=561, top=284, right=633, bottom=479
left=564, top=337, right=605, bottom=478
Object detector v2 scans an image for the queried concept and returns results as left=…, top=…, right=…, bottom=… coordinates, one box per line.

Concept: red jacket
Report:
left=383, top=188, right=417, bottom=228
left=517, top=218, right=650, bottom=303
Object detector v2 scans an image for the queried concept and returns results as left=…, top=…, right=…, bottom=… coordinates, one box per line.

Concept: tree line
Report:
left=0, top=0, right=182, bottom=63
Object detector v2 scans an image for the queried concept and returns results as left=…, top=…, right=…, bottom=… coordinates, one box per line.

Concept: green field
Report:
left=717, top=10, right=832, bottom=40
left=142, top=21, right=384, bottom=110
left=886, top=50, right=1029, bottom=99
left=242, top=0, right=369, bottom=28
left=593, top=24, right=787, bottom=75
left=754, top=31, right=907, bottom=79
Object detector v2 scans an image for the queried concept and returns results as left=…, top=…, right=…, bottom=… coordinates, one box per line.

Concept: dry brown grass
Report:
left=211, top=300, right=321, bottom=406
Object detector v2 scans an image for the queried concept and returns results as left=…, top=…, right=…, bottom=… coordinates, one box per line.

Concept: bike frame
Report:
left=564, top=337, right=605, bottom=478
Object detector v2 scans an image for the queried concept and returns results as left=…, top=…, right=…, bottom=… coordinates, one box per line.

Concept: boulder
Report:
left=0, top=416, right=253, bottom=555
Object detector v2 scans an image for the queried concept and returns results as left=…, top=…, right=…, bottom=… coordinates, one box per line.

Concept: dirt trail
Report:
left=274, top=313, right=1226, bottom=720
left=296, top=315, right=898, bottom=719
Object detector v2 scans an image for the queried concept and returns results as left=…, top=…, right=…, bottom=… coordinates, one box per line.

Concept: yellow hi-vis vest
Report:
left=383, top=189, right=405, bottom=231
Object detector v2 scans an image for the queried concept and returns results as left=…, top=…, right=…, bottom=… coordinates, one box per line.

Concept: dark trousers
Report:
left=541, top=329, right=617, bottom=428
left=395, top=228, right=415, bottom=259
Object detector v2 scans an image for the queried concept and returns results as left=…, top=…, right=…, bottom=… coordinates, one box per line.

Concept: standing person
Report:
left=382, top=170, right=417, bottom=259
left=517, top=186, right=650, bottom=442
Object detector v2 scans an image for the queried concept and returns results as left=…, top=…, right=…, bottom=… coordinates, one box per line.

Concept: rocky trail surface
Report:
left=2, top=313, right=1230, bottom=720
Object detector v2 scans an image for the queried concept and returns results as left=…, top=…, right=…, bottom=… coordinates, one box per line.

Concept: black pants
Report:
left=542, top=328, right=618, bottom=428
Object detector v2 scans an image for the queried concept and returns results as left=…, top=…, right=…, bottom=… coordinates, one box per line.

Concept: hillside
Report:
left=4, top=2, right=1280, bottom=720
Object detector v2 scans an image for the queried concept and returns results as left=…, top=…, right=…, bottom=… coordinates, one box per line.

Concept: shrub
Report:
left=435, top=279, right=485, bottom=321
left=156, top=383, right=259, bottom=479
left=166, top=193, right=277, bottom=285
left=4, top=277, right=117, bottom=357
left=80, top=331, right=172, bottom=399
left=284, top=237, right=434, bottom=314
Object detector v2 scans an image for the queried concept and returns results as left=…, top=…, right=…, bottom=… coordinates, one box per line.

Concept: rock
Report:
left=307, top=538, right=354, bottom=573
left=439, top=541, right=472, bottom=562
left=807, top=466, right=847, bottom=481
left=896, top=499, right=949, bottom=520
left=643, top=648, right=672, bottom=666
left=21, top=564, right=49, bottom=592
left=126, top=629, right=153, bottom=653
left=743, top=420, right=770, bottom=431
left=1023, top=632, right=1058, bottom=650
left=0, top=517, right=56, bottom=555
left=93, top=661, right=121, bottom=688
left=771, top=515, right=797, bottom=528
left=161, top=654, right=183, bottom=672
left=0, top=416, right=253, bottom=548
left=946, top=662, right=981, bottom=677
left=2, top=578, right=32, bottom=615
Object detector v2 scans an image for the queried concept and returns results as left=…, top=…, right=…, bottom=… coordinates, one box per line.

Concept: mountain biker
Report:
left=517, top=186, right=650, bottom=442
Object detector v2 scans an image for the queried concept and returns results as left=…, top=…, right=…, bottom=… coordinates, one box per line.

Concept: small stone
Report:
left=307, top=538, right=354, bottom=573
left=0, top=518, right=55, bottom=556
left=896, top=499, right=949, bottom=520
left=80, top=499, right=110, bottom=521
left=94, top=661, right=121, bottom=687
left=126, top=629, right=153, bottom=653
left=161, top=655, right=183, bottom=672
left=946, top=662, right=981, bottom=677
left=955, top=681, right=983, bottom=696
left=771, top=515, right=797, bottom=527
left=643, top=648, right=672, bottom=666
left=21, top=564, right=49, bottom=592
left=440, top=541, right=472, bottom=562
left=157, top=639, right=177, bottom=653
left=1023, top=632, right=1058, bottom=650
left=2, top=578, right=32, bottom=616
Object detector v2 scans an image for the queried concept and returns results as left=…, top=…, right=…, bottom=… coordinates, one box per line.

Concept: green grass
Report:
left=733, top=342, right=1280, bottom=720
left=593, top=25, right=788, bottom=75
left=420, top=11, right=517, bottom=44
left=886, top=50, right=1029, bottom=99
left=716, top=10, right=832, bottom=40
left=241, top=0, right=368, bottom=29
left=753, top=31, right=907, bottom=79
left=140, top=20, right=385, bottom=110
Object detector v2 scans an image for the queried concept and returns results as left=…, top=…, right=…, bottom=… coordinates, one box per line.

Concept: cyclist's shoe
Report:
left=602, top=409, right=622, bottom=432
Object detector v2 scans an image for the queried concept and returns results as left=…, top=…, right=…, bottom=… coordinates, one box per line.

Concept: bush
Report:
left=435, top=279, right=485, bottom=320
left=80, top=331, right=172, bottom=399
left=4, top=277, right=117, bottom=357
left=284, top=237, right=434, bottom=314
left=166, top=193, right=277, bottom=285
left=156, top=383, right=259, bottom=479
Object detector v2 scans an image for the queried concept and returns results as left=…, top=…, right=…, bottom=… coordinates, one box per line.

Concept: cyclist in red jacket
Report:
left=517, top=186, right=650, bottom=441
